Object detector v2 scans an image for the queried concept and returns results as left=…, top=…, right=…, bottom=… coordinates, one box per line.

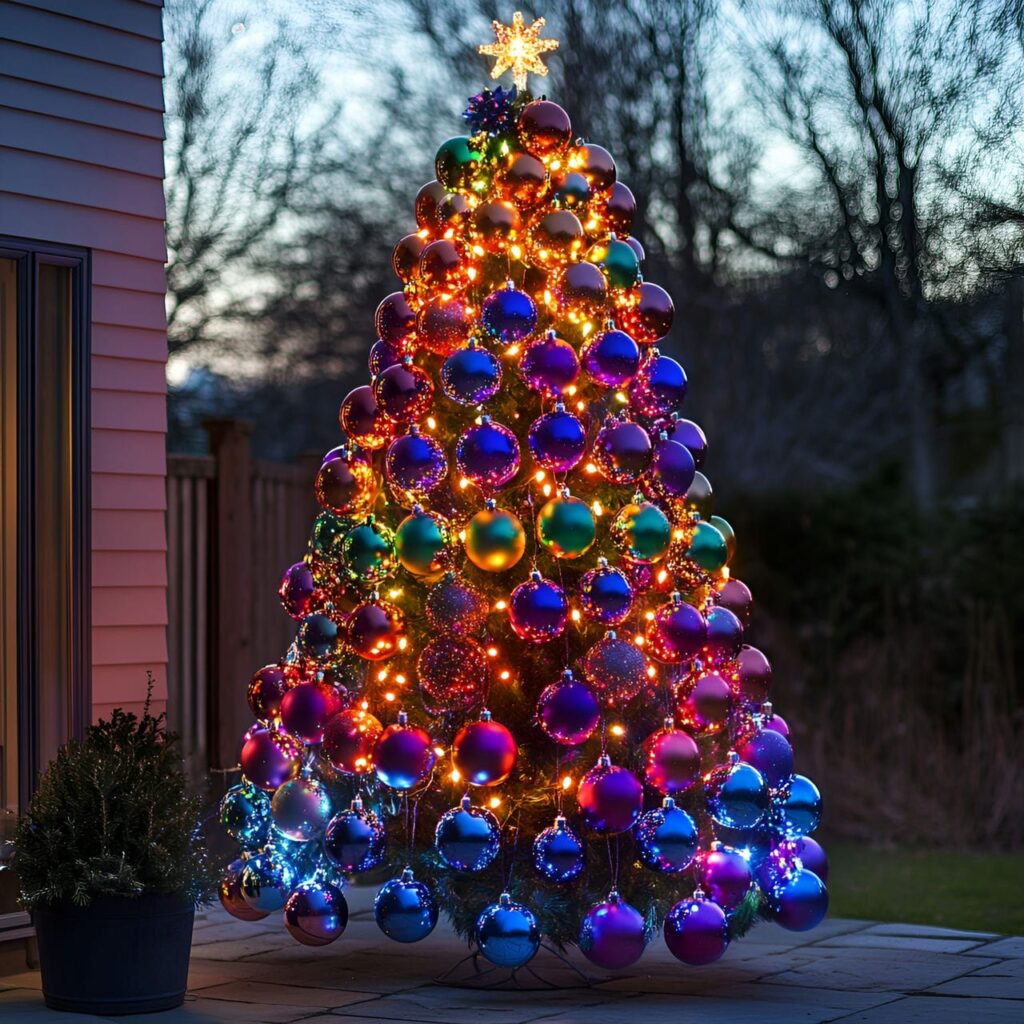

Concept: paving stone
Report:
left=926, top=974, right=1024, bottom=999
left=187, top=960, right=272, bottom=991
left=0, top=989, right=105, bottom=1022
left=860, top=922, right=1000, bottom=941
left=191, top=921, right=281, bottom=945
left=966, top=937, right=1024, bottom=958
left=833, top=995, right=1022, bottom=1023
left=195, top=980, right=378, bottom=1009
left=813, top=934, right=986, bottom=954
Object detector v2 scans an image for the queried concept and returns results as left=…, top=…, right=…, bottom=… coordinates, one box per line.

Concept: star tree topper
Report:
left=479, top=11, right=559, bottom=92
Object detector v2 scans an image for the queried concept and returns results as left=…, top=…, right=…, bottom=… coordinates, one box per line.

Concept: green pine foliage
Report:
left=15, top=675, right=215, bottom=909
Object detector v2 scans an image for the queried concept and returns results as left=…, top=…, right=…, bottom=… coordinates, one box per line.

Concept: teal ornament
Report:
left=435, top=136, right=483, bottom=189
left=589, top=236, right=640, bottom=289
left=219, top=781, right=272, bottom=849
left=687, top=520, right=729, bottom=572
left=341, top=517, right=396, bottom=586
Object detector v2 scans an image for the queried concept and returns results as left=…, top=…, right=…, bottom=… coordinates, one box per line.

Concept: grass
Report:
left=826, top=841, right=1024, bottom=935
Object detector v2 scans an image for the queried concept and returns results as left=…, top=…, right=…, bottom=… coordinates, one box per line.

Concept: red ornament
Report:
left=417, top=636, right=487, bottom=714
left=321, top=707, right=382, bottom=774
left=240, top=729, right=302, bottom=791
left=517, top=99, right=573, bottom=156
left=392, top=233, right=426, bottom=282
left=621, top=282, right=674, bottom=345
left=346, top=600, right=406, bottom=661
left=453, top=712, right=517, bottom=787
left=314, top=447, right=378, bottom=517
left=375, top=291, right=417, bottom=350
left=414, top=180, right=446, bottom=230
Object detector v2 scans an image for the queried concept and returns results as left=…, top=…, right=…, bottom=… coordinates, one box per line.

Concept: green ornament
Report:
left=536, top=495, right=596, bottom=560
left=308, top=511, right=348, bottom=557
left=612, top=501, right=672, bottom=563
left=435, top=136, right=483, bottom=190
left=396, top=509, right=450, bottom=577
left=709, top=515, right=735, bottom=563
left=589, top=236, right=640, bottom=289
left=683, top=471, right=714, bottom=519
left=341, top=516, right=396, bottom=585
left=687, top=520, right=729, bottom=572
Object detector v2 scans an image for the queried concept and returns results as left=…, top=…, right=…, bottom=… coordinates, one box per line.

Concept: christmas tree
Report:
left=218, top=13, right=827, bottom=970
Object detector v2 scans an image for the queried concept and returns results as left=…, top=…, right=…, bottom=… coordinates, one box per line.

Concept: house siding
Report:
left=0, top=0, right=168, bottom=718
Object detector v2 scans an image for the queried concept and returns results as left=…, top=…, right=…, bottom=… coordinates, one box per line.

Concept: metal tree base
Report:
left=433, top=941, right=596, bottom=990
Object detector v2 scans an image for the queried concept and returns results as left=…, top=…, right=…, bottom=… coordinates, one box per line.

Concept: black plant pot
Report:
left=34, top=894, right=195, bottom=1014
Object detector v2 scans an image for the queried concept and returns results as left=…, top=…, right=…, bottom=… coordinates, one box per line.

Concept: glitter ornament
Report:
left=220, top=859, right=268, bottom=921
left=248, top=664, right=288, bottom=720
left=241, top=729, right=301, bottom=792
left=392, top=232, right=426, bottom=282
left=536, top=492, right=596, bottom=559
left=630, top=352, right=688, bottom=418
left=281, top=681, right=343, bottom=744
left=341, top=517, right=396, bottom=587
left=462, top=83, right=518, bottom=134
left=528, top=406, right=587, bottom=472
left=441, top=344, right=502, bottom=405
left=697, top=843, right=752, bottom=911
left=687, top=520, right=729, bottom=572
left=737, top=646, right=773, bottom=704
left=646, top=436, right=696, bottom=499
left=220, top=782, right=272, bottom=849
left=417, top=295, right=473, bottom=356
left=296, top=613, right=338, bottom=660
left=577, top=755, right=643, bottom=834
left=279, top=562, right=315, bottom=620
left=375, top=868, right=438, bottom=943
left=315, top=446, right=378, bottom=517
left=324, top=797, right=386, bottom=873
left=579, top=561, right=633, bottom=625
left=769, top=869, right=828, bottom=932
left=395, top=507, right=451, bottom=576
left=464, top=503, right=527, bottom=571
left=582, top=326, right=641, bottom=387
left=533, top=815, right=585, bottom=883
left=677, top=671, right=732, bottom=734
left=611, top=500, right=672, bottom=563
left=271, top=777, right=332, bottom=842
left=321, top=707, right=382, bottom=774
left=519, top=330, right=580, bottom=396
left=475, top=893, right=540, bottom=969
left=434, top=135, right=483, bottom=189
left=417, top=636, right=487, bottom=714
left=622, top=282, right=674, bottom=345
left=663, top=895, right=729, bottom=965
left=509, top=572, right=568, bottom=643
left=536, top=669, right=601, bottom=745
left=374, top=712, right=436, bottom=790
left=555, top=261, right=607, bottom=313
left=374, top=291, right=416, bottom=349
left=777, top=775, right=823, bottom=837
left=386, top=429, right=448, bottom=498
left=643, top=719, right=701, bottom=794
left=456, top=417, right=521, bottom=489
left=481, top=283, right=537, bottom=342
left=588, top=236, right=640, bottom=290
left=593, top=419, right=652, bottom=484
left=453, top=711, right=518, bottom=787
left=518, top=99, right=573, bottom=156
left=582, top=631, right=647, bottom=706
left=284, top=880, right=348, bottom=946
left=339, top=385, right=392, bottom=451
left=435, top=795, right=501, bottom=872
left=636, top=797, right=699, bottom=874
left=705, top=755, right=770, bottom=830
left=738, top=727, right=794, bottom=790
left=346, top=599, right=405, bottom=661
left=374, top=361, right=434, bottom=423
left=240, top=851, right=295, bottom=914
left=645, top=594, right=707, bottom=663
left=424, top=574, right=489, bottom=635
left=579, top=892, right=647, bottom=969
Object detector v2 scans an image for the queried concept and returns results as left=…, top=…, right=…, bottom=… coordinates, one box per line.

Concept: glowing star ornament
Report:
left=478, top=11, right=559, bottom=92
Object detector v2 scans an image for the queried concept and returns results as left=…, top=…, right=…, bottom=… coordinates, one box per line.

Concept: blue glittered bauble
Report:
left=528, top=407, right=587, bottom=472
left=577, top=756, right=643, bottom=835
left=519, top=331, right=580, bottom=396
left=220, top=781, right=272, bottom=849
left=323, top=797, right=386, bottom=873
left=579, top=562, right=633, bottom=625
left=240, top=851, right=295, bottom=914
left=536, top=670, right=601, bottom=745
left=533, top=815, right=585, bottom=883
left=582, top=632, right=647, bottom=706
left=776, top=774, right=822, bottom=837
left=375, top=868, right=439, bottom=943
left=663, top=896, right=729, bottom=965
left=509, top=573, right=568, bottom=643
left=441, top=345, right=502, bottom=405
left=582, top=327, right=641, bottom=387
left=386, top=431, right=448, bottom=496
left=284, top=880, right=348, bottom=946
left=769, top=868, right=828, bottom=932
left=475, top=893, right=540, bottom=968
left=579, top=892, right=647, bottom=969
left=435, top=796, right=501, bottom=872
left=456, top=418, right=520, bottom=489
left=482, top=285, right=537, bottom=342
left=705, top=759, right=769, bottom=830
left=296, top=613, right=338, bottom=659
left=271, top=778, right=332, bottom=842
left=738, top=728, right=793, bottom=790
left=630, top=352, right=688, bottom=418
left=636, top=797, right=698, bottom=874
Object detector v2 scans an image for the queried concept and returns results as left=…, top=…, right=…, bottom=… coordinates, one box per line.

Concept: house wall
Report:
left=0, top=0, right=169, bottom=718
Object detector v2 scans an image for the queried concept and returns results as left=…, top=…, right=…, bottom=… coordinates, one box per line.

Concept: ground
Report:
left=1, top=886, right=1022, bottom=1023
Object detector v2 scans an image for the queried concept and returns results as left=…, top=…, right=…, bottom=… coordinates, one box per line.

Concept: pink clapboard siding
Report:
left=0, top=0, right=169, bottom=717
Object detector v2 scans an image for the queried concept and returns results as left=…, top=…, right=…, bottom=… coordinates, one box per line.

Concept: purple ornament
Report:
left=577, top=755, right=643, bottom=834
left=296, top=612, right=339, bottom=660
left=441, top=345, right=502, bottom=405
left=582, top=327, right=641, bottom=387
left=593, top=419, right=652, bottom=483
left=482, top=283, right=537, bottom=341
left=630, top=352, right=688, bottom=418
left=519, top=330, right=580, bottom=396
left=664, top=896, right=729, bottom=965
left=280, top=681, right=343, bottom=744
left=582, top=632, right=647, bottom=706
left=536, top=670, right=601, bottom=745
left=374, top=713, right=436, bottom=790
left=769, top=869, right=828, bottom=932
left=579, top=892, right=647, bottom=969
left=374, top=361, right=434, bottom=422
left=645, top=595, right=707, bottom=664
left=738, top=727, right=794, bottom=790
left=509, top=572, right=568, bottom=643
left=240, top=730, right=301, bottom=791
left=794, top=837, right=828, bottom=881
left=646, top=436, right=695, bottom=498
left=369, top=337, right=402, bottom=375
left=580, top=561, right=633, bottom=624
left=528, top=406, right=587, bottom=472
left=698, top=844, right=753, bottom=911
left=717, top=577, right=753, bottom=625
left=386, top=430, right=448, bottom=495
left=677, top=672, right=732, bottom=734
left=456, top=417, right=520, bottom=489
left=284, top=880, right=348, bottom=946
left=737, top=646, right=772, bottom=703
left=248, top=664, right=288, bottom=720
left=324, top=797, right=386, bottom=873
left=279, top=562, right=315, bottom=619
left=643, top=721, right=701, bottom=794
left=668, top=417, right=707, bottom=467
left=763, top=707, right=790, bottom=738
left=704, top=605, right=744, bottom=665
left=375, top=291, right=416, bottom=347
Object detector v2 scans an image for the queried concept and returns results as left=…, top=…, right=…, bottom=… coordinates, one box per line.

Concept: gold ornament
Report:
left=479, top=12, right=559, bottom=92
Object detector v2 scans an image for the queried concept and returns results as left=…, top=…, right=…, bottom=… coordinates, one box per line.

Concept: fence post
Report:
left=203, top=419, right=255, bottom=772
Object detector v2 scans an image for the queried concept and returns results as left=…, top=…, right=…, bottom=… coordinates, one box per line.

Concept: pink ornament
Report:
left=280, top=681, right=343, bottom=744
left=677, top=672, right=732, bottom=734
left=240, top=730, right=302, bottom=791
left=577, top=755, right=643, bottom=834
left=643, top=719, right=701, bottom=794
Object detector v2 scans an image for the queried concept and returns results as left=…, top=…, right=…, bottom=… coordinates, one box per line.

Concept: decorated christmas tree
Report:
left=218, top=13, right=828, bottom=971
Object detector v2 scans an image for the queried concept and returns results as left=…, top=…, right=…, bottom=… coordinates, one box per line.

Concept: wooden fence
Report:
left=166, top=420, right=317, bottom=778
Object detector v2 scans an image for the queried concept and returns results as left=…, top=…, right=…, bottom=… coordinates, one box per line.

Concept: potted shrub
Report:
left=14, top=687, right=214, bottom=1014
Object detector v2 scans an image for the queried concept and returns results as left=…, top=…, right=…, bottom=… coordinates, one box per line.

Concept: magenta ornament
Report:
left=645, top=595, right=707, bottom=664
left=793, top=836, right=828, bottom=882
left=374, top=291, right=416, bottom=348
left=279, top=562, right=315, bottom=620
left=509, top=572, right=568, bottom=643
left=374, top=712, right=436, bottom=790
left=519, top=330, right=580, bottom=396
left=284, top=880, right=348, bottom=946
left=698, top=844, right=753, bottom=911
left=240, top=730, right=301, bottom=792
left=280, top=681, right=343, bottom=744
left=667, top=416, right=708, bottom=467
left=577, top=755, right=643, bottom=834
left=536, top=670, right=601, bottom=745
left=452, top=711, right=518, bottom=787
left=677, top=671, right=732, bottom=734
left=643, top=719, right=701, bottom=794
left=738, top=727, right=794, bottom=790
left=578, top=892, right=647, bottom=969
left=664, top=895, right=729, bottom=965
left=374, top=361, right=434, bottom=422
left=737, top=646, right=773, bottom=703
left=369, top=337, right=402, bottom=376
left=248, top=664, right=289, bottom=720
left=455, top=417, right=520, bottom=489
left=717, top=577, right=753, bottom=625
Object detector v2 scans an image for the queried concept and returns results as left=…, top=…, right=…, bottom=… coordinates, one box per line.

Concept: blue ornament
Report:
left=375, top=868, right=439, bottom=943
left=536, top=669, right=601, bottom=745
left=482, top=283, right=537, bottom=342
left=582, top=326, right=641, bottom=387
left=269, top=834, right=325, bottom=883
left=579, top=891, right=647, bottom=969
left=386, top=430, right=448, bottom=495
left=456, top=416, right=521, bottom=489
left=284, top=880, right=348, bottom=946
left=296, top=613, right=338, bottom=659
left=532, top=815, right=585, bottom=883
left=738, top=727, right=793, bottom=791
left=239, top=851, right=295, bottom=914
left=768, top=869, right=828, bottom=932
left=714, top=820, right=773, bottom=868
left=271, top=777, right=332, bottom=842
left=462, top=84, right=518, bottom=134
left=579, top=561, right=633, bottom=625
left=475, top=892, right=540, bottom=968
left=323, top=797, right=386, bottom=873
left=630, top=352, right=688, bottom=418
left=509, top=572, right=568, bottom=643
left=705, top=756, right=769, bottom=830
left=441, top=345, right=502, bottom=405
left=646, top=436, right=695, bottom=499
left=636, top=797, right=698, bottom=874
left=435, top=795, right=501, bottom=872
left=219, top=781, right=272, bottom=850
left=528, top=405, right=587, bottom=472
left=776, top=774, right=822, bottom=837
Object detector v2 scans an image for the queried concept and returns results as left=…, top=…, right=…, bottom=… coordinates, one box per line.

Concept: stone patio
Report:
left=1, top=887, right=1021, bottom=1023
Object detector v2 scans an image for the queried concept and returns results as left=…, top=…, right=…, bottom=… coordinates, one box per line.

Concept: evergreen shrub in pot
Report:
left=15, top=688, right=213, bottom=1014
